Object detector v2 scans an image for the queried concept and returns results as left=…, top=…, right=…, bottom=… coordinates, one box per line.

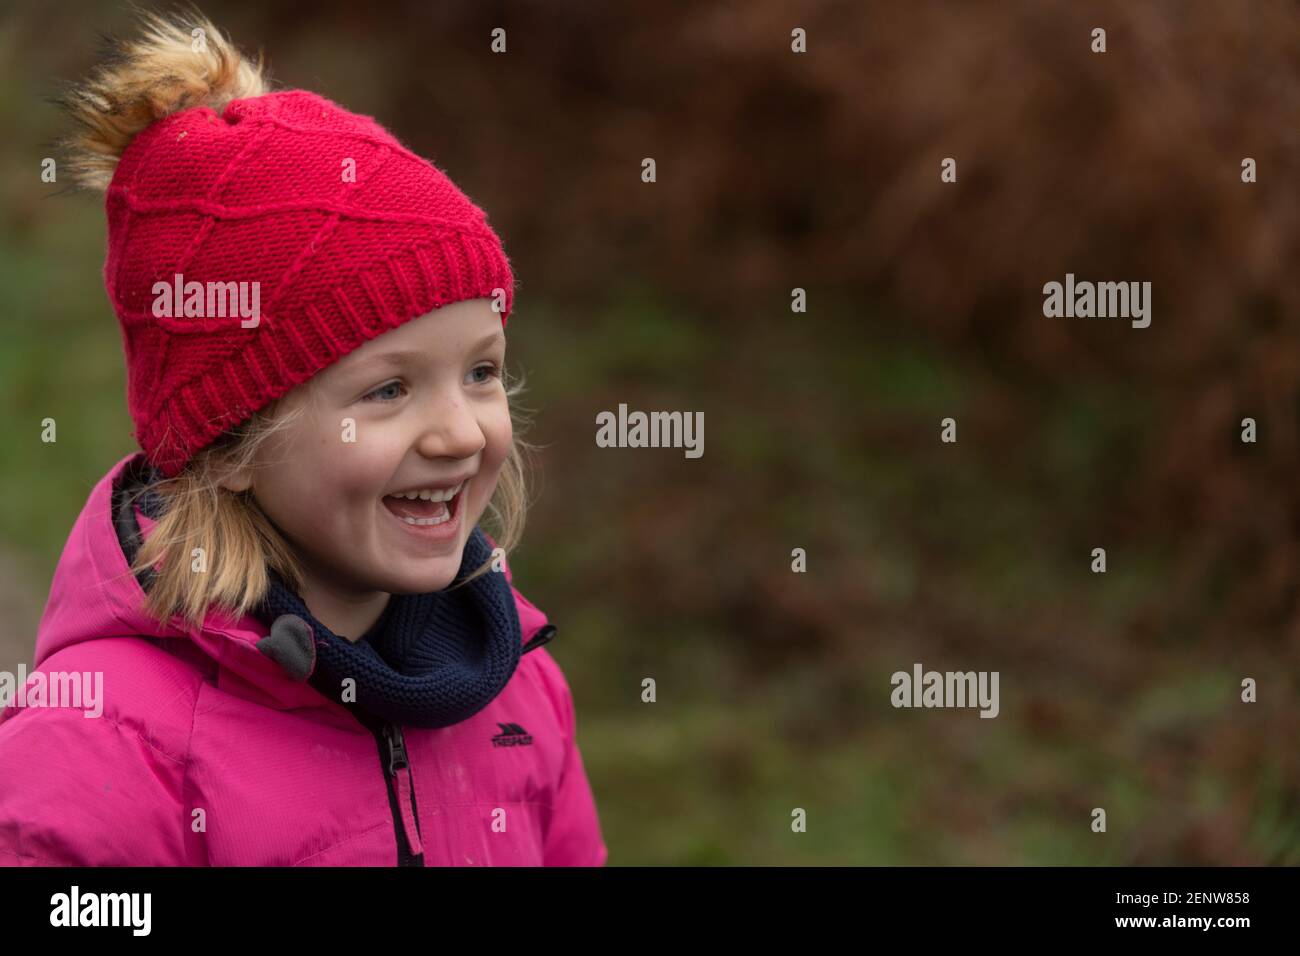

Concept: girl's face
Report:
left=229, top=298, right=511, bottom=607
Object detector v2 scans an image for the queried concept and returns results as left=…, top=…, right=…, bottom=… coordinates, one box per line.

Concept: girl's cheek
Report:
left=487, top=400, right=513, bottom=453
left=470, top=409, right=511, bottom=512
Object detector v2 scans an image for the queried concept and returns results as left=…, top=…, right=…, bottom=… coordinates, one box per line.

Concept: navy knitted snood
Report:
left=115, top=458, right=527, bottom=729
left=252, top=525, right=523, bottom=729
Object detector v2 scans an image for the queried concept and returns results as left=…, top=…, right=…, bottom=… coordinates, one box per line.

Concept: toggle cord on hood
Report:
left=116, top=459, right=527, bottom=729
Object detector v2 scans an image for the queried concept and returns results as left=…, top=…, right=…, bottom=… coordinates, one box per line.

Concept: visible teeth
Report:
left=403, top=510, right=451, bottom=526
left=390, top=481, right=463, bottom=502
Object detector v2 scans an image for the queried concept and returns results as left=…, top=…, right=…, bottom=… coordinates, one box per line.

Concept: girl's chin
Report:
left=383, top=562, right=461, bottom=595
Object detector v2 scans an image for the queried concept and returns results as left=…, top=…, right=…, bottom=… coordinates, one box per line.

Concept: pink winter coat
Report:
left=0, top=452, right=608, bottom=866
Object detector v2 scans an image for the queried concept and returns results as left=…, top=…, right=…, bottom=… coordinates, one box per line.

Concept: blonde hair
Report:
left=127, top=368, right=538, bottom=631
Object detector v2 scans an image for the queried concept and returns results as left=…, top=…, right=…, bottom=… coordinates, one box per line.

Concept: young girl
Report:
left=0, top=10, right=607, bottom=866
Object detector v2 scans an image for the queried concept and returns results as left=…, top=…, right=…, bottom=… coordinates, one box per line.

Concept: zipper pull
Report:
left=383, top=723, right=408, bottom=776
left=522, top=624, right=557, bottom=655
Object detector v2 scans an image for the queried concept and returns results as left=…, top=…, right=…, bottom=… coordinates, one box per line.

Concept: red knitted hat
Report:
left=98, top=85, right=515, bottom=477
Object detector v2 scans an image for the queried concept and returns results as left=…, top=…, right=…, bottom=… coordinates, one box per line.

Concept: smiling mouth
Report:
left=381, top=485, right=465, bottom=526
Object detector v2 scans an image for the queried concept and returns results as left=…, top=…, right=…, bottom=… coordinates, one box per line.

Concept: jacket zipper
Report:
left=371, top=721, right=424, bottom=866
left=364, top=626, right=555, bottom=865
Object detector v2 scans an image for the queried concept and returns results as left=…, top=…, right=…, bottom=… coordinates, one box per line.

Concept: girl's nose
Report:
left=414, top=392, right=486, bottom=460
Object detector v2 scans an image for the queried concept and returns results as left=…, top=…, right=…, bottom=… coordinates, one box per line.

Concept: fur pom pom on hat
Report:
left=60, top=10, right=516, bottom=477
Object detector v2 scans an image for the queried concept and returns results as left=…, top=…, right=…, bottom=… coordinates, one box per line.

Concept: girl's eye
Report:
left=468, top=362, right=502, bottom=385
left=362, top=380, right=406, bottom=402
left=362, top=366, right=498, bottom=402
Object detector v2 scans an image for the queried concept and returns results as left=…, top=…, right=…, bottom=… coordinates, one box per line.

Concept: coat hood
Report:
left=33, top=453, right=553, bottom=719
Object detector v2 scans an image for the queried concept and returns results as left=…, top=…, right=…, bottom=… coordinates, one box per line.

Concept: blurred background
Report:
left=1, top=0, right=1297, bottom=864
